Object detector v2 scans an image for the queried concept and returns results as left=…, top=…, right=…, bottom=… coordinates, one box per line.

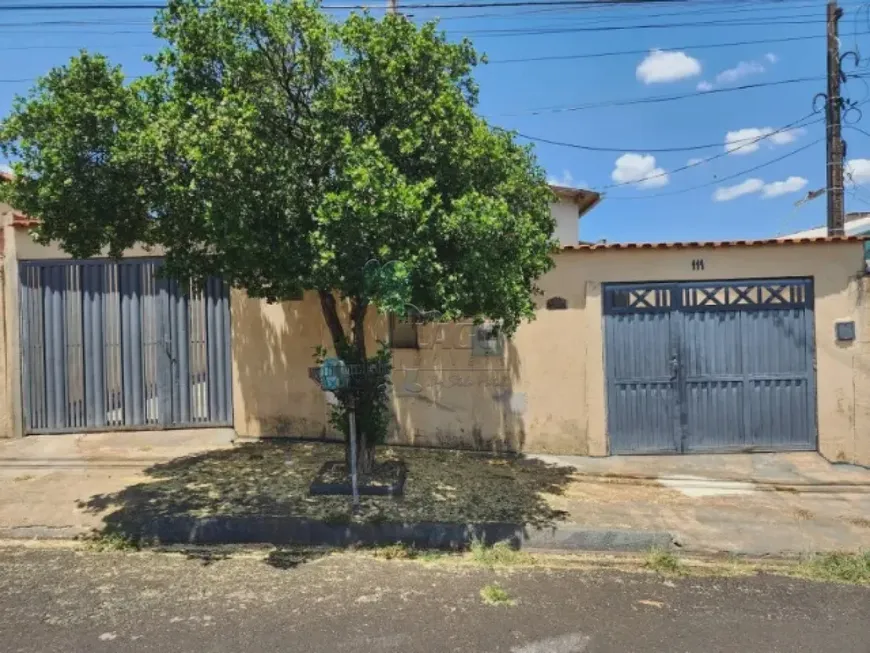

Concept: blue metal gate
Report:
left=19, top=259, right=233, bottom=434
left=603, top=278, right=816, bottom=454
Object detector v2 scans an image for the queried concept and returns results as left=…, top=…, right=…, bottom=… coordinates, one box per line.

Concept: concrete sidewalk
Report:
left=536, top=452, right=870, bottom=555
left=0, top=430, right=235, bottom=539
left=0, top=432, right=868, bottom=555
left=530, top=452, right=870, bottom=489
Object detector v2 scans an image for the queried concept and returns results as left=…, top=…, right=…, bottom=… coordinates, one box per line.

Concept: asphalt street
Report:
left=0, top=546, right=868, bottom=653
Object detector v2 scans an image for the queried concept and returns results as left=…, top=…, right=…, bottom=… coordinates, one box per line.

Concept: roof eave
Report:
left=561, top=235, right=867, bottom=251
left=548, top=184, right=602, bottom=219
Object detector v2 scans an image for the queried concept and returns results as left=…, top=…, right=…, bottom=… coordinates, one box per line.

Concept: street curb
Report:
left=130, top=516, right=526, bottom=549
left=523, top=527, right=674, bottom=552
left=567, top=472, right=870, bottom=494
left=12, top=517, right=675, bottom=552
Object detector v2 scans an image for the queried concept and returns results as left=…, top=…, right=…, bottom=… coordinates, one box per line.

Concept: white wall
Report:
left=551, top=199, right=579, bottom=247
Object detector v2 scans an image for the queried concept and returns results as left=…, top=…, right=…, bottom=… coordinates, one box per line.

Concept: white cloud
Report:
left=762, top=176, right=808, bottom=198
left=725, top=128, right=769, bottom=154
left=768, top=127, right=805, bottom=145
left=687, top=157, right=705, bottom=166
left=845, top=158, right=870, bottom=184
left=716, top=60, right=765, bottom=85
left=547, top=169, right=579, bottom=187
left=765, top=52, right=778, bottom=64
left=611, top=153, right=669, bottom=188
left=724, top=126, right=805, bottom=155
left=713, top=178, right=764, bottom=202
left=696, top=80, right=713, bottom=92
left=636, top=50, right=701, bottom=84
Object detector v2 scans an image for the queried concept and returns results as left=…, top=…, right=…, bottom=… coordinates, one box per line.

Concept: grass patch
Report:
left=371, top=543, right=418, bottom=560
left=469, top=538, right=534, bottom=567
left=417, top=550, right=451, bottom=563
left=645, top=548, right=681, bottom=575
left=798, top=552, right=870, bottom=584
left=80, top=531, right=139, bottom=552
left=480, top=583, right=515, bottom=606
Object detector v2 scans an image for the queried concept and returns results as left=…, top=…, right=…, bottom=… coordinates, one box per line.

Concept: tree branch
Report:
left=349, top=296, right=368, bottom=359
left=319, top=290, right=346, bottom=351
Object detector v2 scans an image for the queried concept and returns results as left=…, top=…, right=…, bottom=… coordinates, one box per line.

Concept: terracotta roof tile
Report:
left=11, top=212, right=38, bottom=227
left=562, top=235, right=866, bottom=250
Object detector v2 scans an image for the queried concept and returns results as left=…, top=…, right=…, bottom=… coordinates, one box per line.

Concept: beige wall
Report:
left=231, top=241, right=870, bottom=465
left=855, top=276, right=870, bottom=465
left=0, top=224, right=9, bottom=438
left=1, top=205, right=19, bottom=437
left=12, top=227, right=164, bottom=260
left=3, top=214, right=867, bottom=464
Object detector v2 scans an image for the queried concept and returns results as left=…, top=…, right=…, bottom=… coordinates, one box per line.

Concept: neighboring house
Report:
left=1, top=181, right=869, bottom=467
left=782, top=212, right=870, bottom=263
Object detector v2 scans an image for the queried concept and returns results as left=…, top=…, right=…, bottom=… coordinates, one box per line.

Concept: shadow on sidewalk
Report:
left=76, top=440, right=573, bottom=548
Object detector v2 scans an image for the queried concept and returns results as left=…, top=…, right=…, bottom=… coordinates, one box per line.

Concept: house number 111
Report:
left=691, top=259, right=705, bottom=271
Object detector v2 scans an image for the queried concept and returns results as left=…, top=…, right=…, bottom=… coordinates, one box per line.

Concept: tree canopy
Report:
left=1, top=0, right=561, bottom=471
left=1, top=0, right=556, bottom=341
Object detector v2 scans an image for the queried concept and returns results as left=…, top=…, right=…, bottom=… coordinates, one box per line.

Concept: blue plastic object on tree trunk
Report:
left=319, top=357, right=349, bottom=391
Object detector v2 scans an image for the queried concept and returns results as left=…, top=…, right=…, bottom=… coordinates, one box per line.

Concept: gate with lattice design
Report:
left=19, top=259, right=233, bottom=434
left=603, top=278, right=817, bottom=454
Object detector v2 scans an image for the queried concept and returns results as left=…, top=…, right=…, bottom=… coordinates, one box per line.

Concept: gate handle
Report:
left=670, top=356, right=679, bottom=380
left=163, top=335, right=176, bottom=363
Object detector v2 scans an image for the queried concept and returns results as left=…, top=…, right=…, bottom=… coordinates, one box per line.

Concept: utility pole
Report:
left=826, top=0, right=845, bottom=236
left=387, top=0, right=398, bottom=14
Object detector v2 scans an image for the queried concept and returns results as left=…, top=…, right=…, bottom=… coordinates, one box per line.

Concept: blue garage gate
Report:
left=19, top=258, right=233, bottom=434
left=603, top=278, right=817, bottom=454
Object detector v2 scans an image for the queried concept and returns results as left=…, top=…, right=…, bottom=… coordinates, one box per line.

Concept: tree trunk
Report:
left=318, top=290, right=346, bottom=349
left=348, top=297, right=374, bottom=475
left=318, top=291, right=375, bottom=476
left=346, top=427, right=376, bottom=478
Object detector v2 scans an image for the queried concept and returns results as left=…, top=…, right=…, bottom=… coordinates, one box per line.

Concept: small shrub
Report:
left=801, top=552, right=870, bottom=584
left=372, top=543, right=417, bottom=560
left=469, top=538, right=532, bottom=567
left=81, top=531, right=139, bottom=552
left=418, top=550, right=449, bottom=563
left=480, top=583, right=514, bottom=606
left=645, top=548, right=681, bottom=574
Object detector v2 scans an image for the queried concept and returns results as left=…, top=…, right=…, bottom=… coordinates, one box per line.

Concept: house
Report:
left=783, top=212, right=870, bottom=264
left=1, top=182, right=869, bottom=466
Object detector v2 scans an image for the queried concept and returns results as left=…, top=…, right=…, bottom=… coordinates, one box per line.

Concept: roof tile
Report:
left=562, top=236, right=866, bottom=250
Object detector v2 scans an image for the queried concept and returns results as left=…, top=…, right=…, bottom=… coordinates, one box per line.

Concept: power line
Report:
left=518, top=133, right=734, bottom=153
left=0, top=1, right=692, bottom=11
left=0, top=16, right=822, bottom=35
left=497, top=76, right=834, bottom=116
left=0, top=26, right=843, bottom=55
left=0, top=9, right=827, bottom=31
left=460, top=16, right=824, bottom=36
left=593, top=113, right=821, bottom=191
left=489, top=34, right=829, bottom=64
left=603, top=138, right=824, bottom=199
left=0, top=0, right=829, bottom=11
left=0, top=42, right=155, bottom=50
left=846, top=123, right=870, bottom=139
left=435, top=0, right=858, bottom=22
left=0, top=20, right=151, bottom=27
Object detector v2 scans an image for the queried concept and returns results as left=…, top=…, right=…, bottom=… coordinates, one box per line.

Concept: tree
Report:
left=0, top=0, right=556, bottom=474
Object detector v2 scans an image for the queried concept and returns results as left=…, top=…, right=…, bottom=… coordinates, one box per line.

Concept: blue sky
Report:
left=1, top=0, right=868, bottom=243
